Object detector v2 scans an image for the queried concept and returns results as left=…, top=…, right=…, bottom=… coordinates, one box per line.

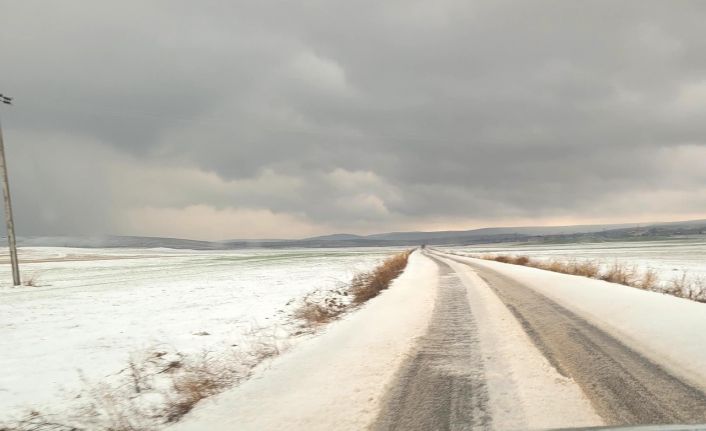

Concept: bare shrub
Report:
left=637, top=269, right=660, bottom=290
left=689, top=279, right=706, bottom=303
left=571, top=260, right=600, bottom=278
left=600, top=262, right=636, bottom=286
left=79, top=381, right=151, bottom=431
left=292, top=290, right=348, bottom=326
left=493, top=255, right=513, bottom=264
left=487, top=254, right=531, bottom=266
left=663, top=273, right=706, bottom=302
left=166, top=363, right=227, bottom=422
left=543, top=260, right=570, bottom=273
left=513, top=255, right=531, bottom=266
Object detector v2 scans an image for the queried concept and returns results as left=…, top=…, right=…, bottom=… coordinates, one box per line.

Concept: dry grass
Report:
left=664, top=273, right=706, bottom=303
left=0, top=412, right=81, bottom=431
left=569, top=260, right=600, bottom=278
left=22, top=272, right=42, bottom=287
left=637, top=268, right=659, bottom=290
left=164, top=355, right=232, bottom=423
left=350, top=250, right=411, bottom=304
left=1, top=338, right=285, bottom=431
left=292, top=289, right=348, bottom=325
left=599, top=262, right=637, bottom=286
left=480, top=253, right=706, bottom=303
left=293, top=249, right=413, bottom=327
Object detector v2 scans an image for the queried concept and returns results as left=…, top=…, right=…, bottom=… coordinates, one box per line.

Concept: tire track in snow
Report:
left=371, top=258, right=491, bottom=431
left=441, top=253, right=706, bottom=426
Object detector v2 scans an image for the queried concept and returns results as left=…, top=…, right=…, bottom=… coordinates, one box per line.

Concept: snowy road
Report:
left=371, top=259, right=491, bottom=430
left=403, top=251, right=706, bottom=429
left=453, top=256, right=706, bottom=424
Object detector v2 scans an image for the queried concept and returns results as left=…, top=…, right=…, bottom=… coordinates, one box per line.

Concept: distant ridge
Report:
left=9, top=219, right=706, bottom=250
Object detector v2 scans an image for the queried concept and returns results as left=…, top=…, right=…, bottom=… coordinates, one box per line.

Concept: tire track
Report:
left=439, top=253, right=706, bottom=426
left=371, top=258, right=491, bottom=431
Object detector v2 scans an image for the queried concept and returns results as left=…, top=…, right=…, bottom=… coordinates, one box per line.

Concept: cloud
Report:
left=2, top=0, right=706, bottom=239
left=119, top=205, right=326, bottom=240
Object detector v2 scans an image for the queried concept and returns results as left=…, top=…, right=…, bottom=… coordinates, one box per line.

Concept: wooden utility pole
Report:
left=0, top=93, right=20, bottom=286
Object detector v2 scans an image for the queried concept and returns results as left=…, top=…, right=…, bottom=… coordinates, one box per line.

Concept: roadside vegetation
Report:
left=1, top=249, right=414, bottom=431
left=0, top=338, right=285, bottom=431
left=478, top=254, right=706, bottom=303
left=293, top=249, right=413, bottom=327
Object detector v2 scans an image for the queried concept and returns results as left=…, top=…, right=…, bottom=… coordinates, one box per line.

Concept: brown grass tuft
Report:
left=292, top=291, right=348, bottom=325
left=637, top=268, right=659, bottom=290
left=599, top=262, right=637, bottom=286
left=350, top=250, right=412, bottom=304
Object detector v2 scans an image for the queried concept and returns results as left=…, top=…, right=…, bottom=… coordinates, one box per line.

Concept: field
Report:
left=0, top=247, right=399, bottom=423
left=2, top=238, right=705, bottom=427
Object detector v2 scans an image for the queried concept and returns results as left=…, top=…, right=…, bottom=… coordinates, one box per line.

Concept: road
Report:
left=372, top=251, right=706, bottom=430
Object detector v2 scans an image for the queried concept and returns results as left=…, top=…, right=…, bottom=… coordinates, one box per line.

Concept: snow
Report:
left=169, top=250, right=438, bottom=431
left=437, top=255, right=603, bottom=429
left=438, top=252, right=706, bottom=392
left=4, top=240, right=705, bottom=427
left=0, top=246, right=399, bottom=420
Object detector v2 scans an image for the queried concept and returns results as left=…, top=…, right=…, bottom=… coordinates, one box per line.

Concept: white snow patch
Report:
left=169, top=251, right=438, bottom=431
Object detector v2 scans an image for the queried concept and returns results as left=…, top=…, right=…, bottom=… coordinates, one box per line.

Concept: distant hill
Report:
left=15, top=235, right=216, bottom=250
left=363, top=223, right=643, bottom=242
left=8, top=219, right=706, bottom=249
left=304, top=233, right=366, bottom=241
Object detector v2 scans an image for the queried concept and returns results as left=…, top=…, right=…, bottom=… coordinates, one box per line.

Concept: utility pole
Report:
left=0, top=93, right=20, bottom=286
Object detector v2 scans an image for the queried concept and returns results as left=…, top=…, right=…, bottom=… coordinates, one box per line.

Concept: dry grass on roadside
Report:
left=292, top=290, right=348, bottom=326
left=0, top=339, right=285, bottom=431
left=0, top=412, right=82, bottom=431
left=599, top=262, right=637, bottom=286
left=293, top=249, right=413, bottom=328
left=350, top=251, right=412, bottom=304
left=664, top=273, right=706, bottom=303
left=479, top=253, right=706, bottom=303
left=164, top=354, right=234, bottom=423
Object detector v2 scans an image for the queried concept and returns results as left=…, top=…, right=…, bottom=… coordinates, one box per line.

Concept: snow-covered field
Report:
left=3, top=239, right=705, bottom=427
left=0, top=247, right=398, bottom=422
left=171, top=251, right=438, bottom=431
left=443, top=236, right=706, bottom=287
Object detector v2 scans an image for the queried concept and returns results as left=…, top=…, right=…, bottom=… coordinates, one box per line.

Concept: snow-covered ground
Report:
left=443, top=236, right=706, bottom=287
left=0, top=247, right=399, bottom=422
left=3, top=239, right=706, bottom=428
left=171, top=250, right=438, bottom=431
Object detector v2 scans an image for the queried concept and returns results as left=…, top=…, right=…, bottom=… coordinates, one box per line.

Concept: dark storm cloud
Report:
left=2, top=0, right=706, bottom=239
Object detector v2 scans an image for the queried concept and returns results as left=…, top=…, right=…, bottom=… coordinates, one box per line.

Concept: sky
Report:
left=1, top=1, right=706, bottom=240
